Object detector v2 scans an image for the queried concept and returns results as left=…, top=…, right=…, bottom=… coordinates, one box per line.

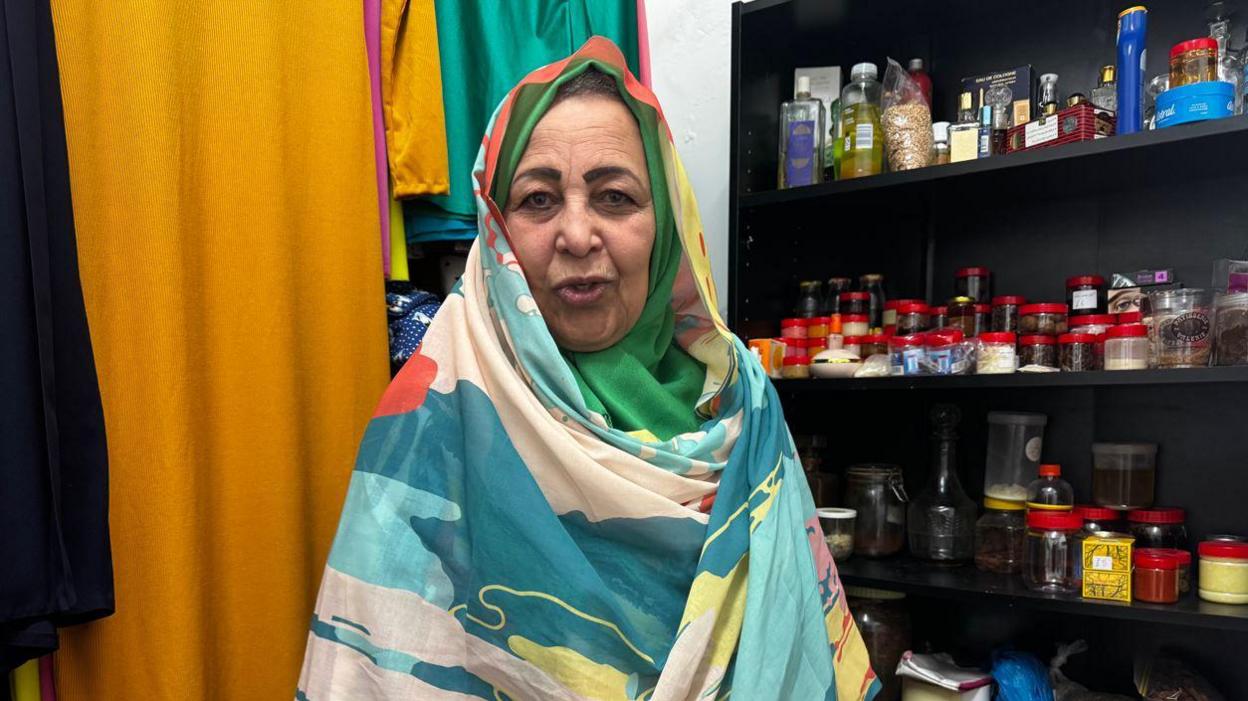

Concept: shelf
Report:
left=773, top=366, right=1248, bottom=393
left=739, top=118, right=1248, bottom=209
left=837, top=555, right=1248, bottom=632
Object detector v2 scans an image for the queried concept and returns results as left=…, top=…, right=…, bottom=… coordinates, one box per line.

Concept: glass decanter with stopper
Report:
left=908, top=404, right=977, bottom=563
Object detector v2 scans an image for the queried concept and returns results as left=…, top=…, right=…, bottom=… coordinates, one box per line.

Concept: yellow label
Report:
left=1082, top=535, right=1133, bottom=602
left=1083, top=570, right=1132, bottom=603
left=949, top=128, right=978, bottom=162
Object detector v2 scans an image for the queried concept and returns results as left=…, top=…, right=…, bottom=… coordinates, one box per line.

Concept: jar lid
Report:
left=1038, top=463, right=1061, bottom=477
left=816, top=507, right=858, bottom=520
left=781, top=318, right=806, bottom=328
left=1155, top=547, right=1192, bottom=565
left=947, top=296, right=975, bottom=305
left=987, top=410, right=1047, bottom=426
left=812, top=316, right=832, bottom=325
left=992, top=295, right=1028, bottom=305
left=1020, top=335, right=1057, bottom=345
left=1059, top=333, right=1099, bottom=344
left=1066, top=275, right=1105, bottom=288
left=1199, top=541, right=1248, bottom=559
left=1171, top=37, right=1218, bottom=59
left=1106, top=323, right=1148, bottom=338
left=862, top=333, right=889, bottom=343
left=979, top=331, right=1017, bottom=343
left=1128, top=507, right=1185, bottom=524
left=884, top=300, right=899, bottom=310
left=1070, top=314, right=1117, bottom=326
left=1118, top=310, right=1143, bottom=323
left=926, top=329, right=964, bottom=347
left=956, top=266, right=991, bottom=277
left=785, top=338, right=810, bottom=348
left=1135, top=548, right=1181, bottom=569
left=783, top=356, right=810, bottom=366
left=1076, top=505, right=1123, bottom=521
left=896, top=302, right=930, bottom=314
left=847, top=463, right=901, bottom=476
left=932, top=306, right=949, bottom=315
left=889, top=333, right=925, bottom=347
left=1020, top=303, right=1069, bottom=315
left=1028, top=511, right=1082, bottom=530
left=1092, top=442, right=1158, bottom=456
left=842, top=336, right=865, bottom=345
left=985, top=497, right=1026, bottom=511
left=1207, top=534, right=1248, bottom=542
left=973, top=303, right=992, bottom=313
left=840, top=291, right=871, bottom=301
left=843, top=314, right=869, bottom=322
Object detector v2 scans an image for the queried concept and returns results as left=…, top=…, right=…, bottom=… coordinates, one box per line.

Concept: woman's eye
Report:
left=600, top=190, right=634, bottom=207
left=521, top=192, right=554, bottom=209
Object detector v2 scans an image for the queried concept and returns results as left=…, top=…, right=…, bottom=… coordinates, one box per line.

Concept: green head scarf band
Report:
left=489, top=60, right=704, bottom=441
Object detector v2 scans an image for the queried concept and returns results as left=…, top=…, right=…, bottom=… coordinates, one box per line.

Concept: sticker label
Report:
left=784, top=120, right=816, bottom=186
left=853, top=123, right=874, bottom=151
left=1072, top=289, right=1099, bottom=310
left=1092, top=555, right=1114, bottom=570
left=1161, top=311, right=1211, bottom=347
left=1025, top=436, right=1043, bottom=462
left=1024, top=118, right=1059, bottom=147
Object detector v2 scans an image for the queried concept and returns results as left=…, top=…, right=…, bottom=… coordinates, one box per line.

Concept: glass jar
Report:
left=842, top=336, right=864, bottom=357
left=1075, top=505, right=1125, bottom=536
left=796, top=280, right=823, bottom=317
left=975, top=497, right=1027, bottom=574
left=1135, top=549, right=1181, bottom=604
left=839, top=291, right=871, bottom=316
left=1105, top=323, right=1150, bottom=370
left=860, top=273, right=886, bottom=330
left=842, top=314, right=870, bottom=337
left=991, top=295, right=1027, bottom=333
left=956, top=266, right=992, bottom=303
left=931, top=306, right=948, bottom=329
left=1092, top=442, right=1157, bottom=510
left=780, top=318, right=807, bottom=339
left=1169, top=37, right=1219, bottom=89
left=809, top=316, right=831, bottom=339
left=882, top=300, right=899, bottom=334
left=889, top=334, right=925, bottom=376
left=972, top=304, right=992, bottom=336
left=845, top=464, right=908, bottom=557
left=781, top=355, right=810, bottom=379
left=783, top=337, right=809, bottom=358
left=817, top=507, right=857, bottom=561
left=908, top=405, right=977, bottom=563
left=984, top=411, right=1046, bottom=503
left=824, top=277, right=853, bottom=315
left=895, top=302, right=931, bottom=335
left=1024, top=510, right=1083, bottom=593
left=1169, top=547, right=1193, bottom=594
left=976, top=332, right=1017, bottom=374
left=1214, top=292, right=1248, bottom=366
left=946, top=296, right=978, bottom=337
left=860, top=334, right=890, bottom=358
left=1070, top=314, right=1117, bottom=336
left=1128, top=507, right=1189, bottom=550
left=1066, top=275, right=1107, bottom=315
left=1147, top=289, right=1213, bottom=368
left=1198, top=540, right=1248, bottom=604
left=1026, top=463, right=1074, bottom=512
left=1019, top=303, right=1069, bottom=335
left=847, top=588, right=911, bottom=701
left=1019, top=335, right=1058, bottom=369
left=1059, top=333, right=1099, bottom=371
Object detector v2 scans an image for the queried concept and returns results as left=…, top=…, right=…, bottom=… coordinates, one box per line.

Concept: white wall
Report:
left=647, top=1, right=742, bottom=317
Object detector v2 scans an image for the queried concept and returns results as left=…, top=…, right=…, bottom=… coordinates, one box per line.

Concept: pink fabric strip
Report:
left=365, top=0, right=391, bottom=276
left=39, top=655, right=56, bottom=701
left=636, top=0, right=652, bottom=88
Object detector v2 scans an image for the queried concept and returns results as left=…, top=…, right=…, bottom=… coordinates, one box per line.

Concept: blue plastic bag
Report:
left=992, top=650, right=1054, bottom=701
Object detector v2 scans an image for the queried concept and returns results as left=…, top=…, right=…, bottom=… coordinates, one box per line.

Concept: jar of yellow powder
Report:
left=1198, top=541, right=1248, bottom=604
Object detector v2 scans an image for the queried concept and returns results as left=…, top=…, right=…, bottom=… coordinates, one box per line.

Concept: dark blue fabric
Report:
left=386, top=287, right=441, bottom=373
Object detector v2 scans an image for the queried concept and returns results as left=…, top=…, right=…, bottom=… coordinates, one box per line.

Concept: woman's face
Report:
left=503, top=95, right=655, bottom=353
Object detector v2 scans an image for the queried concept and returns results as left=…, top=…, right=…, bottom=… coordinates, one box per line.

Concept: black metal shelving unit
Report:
left=730, top=0, right=1248, bottom=695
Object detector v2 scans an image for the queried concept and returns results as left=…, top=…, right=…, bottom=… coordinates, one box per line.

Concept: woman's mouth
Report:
left=554, top=279, right=609, bottom=306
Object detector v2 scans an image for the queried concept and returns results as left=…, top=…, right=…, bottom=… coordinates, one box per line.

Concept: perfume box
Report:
left=1005, top=103, right=1115, bottom=154
left=962, top=65, right=1035, bottom=127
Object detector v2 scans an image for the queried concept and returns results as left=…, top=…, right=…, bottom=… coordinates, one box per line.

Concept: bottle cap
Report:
left=1107, top=323, right=1148, bottom=338
left=1038, top=463, right=1061, bottom=477
left=984, top=497, right=1026, bottom=511
left=1067, top=275, right=1106, bottom=288
left=1020, top=335, right=1057, bottom=345
left=888, top=334, right=925, bottom=348
left=851, top=62, right=878, bottom=80
left=1020, top=303, right=1069, bottom=315
left=956, top=266, right=991, bottom=278
left=959, top=91, right=973, bottom=110
left=1070, top=314, right=1117, bottom=326
left=932, top=121, right=950, bottom=141
left=979, top=332, right=1017, bottom=343
left=1027, top=511, right=1082, bottom=530
left=796, top=75, right=812, bottom=96
left=1059, top=333, right=1099, bottom=344
left=992, top=295, right=1028, bottom=305
left=908, top=58, right=925, bottom=71
left=1041, top=73, right=1059, bottom=83
left=1100, top=64, right=1117, bottom=84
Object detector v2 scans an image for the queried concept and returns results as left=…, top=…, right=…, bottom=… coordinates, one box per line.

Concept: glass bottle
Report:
left=948, top=91, right=979, bottom=163
left=778, top=76, right=825, bottom=189
left=795, top=280, right=823, bottom=318
left=1039, top=73, right=1060, bottom=116
left=839, top=63, right=883, bottom=179
left=859, top=273, right=886, bottom=331
left=824, top=277, right=852, bottom=315
left=990, top=107, right=1009, bottom=155
left=931, top=121, right=950, bottom=165
left=826, top=97, right=842, bottom=181
left=1026, top=463, right=1074, bottom=512
left=976, top=103, right=993, bottom=159
left=907, top=405, right=977, bottom=563
left=1091, top=64, right=1117, bottom=115
left=1209, top=12, right=1245, bottom=114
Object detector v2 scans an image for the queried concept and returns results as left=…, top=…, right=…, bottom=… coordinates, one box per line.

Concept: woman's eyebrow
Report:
left=514, top=166, right=561, bottom=184
left=583, top=165, right=643, bottom=187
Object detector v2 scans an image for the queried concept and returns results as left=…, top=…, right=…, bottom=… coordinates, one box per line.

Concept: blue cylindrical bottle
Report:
left=1116, top=6, right=1148, bottom=135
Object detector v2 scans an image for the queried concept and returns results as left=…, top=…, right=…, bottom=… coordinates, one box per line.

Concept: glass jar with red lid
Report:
left=972, top=304, right=992, bottom=336
left=1170, top=37, right=1218, bottom=88
left=1019, top=335, right=1059, bottom=369
left=884, top=299, right=923, bottom=333
left=895, top=301, right=931, bottom=335
left=1023, top=510, right=1083, bottom=594
left=860, top=333, right=890, bottom=358
left=784, top=337, right=810, bottom=358
left=1163, top=547, right=1193, bottom=593
left=1019, top=303, right=1069, bottom=335
left=1135, top=549, right=1182, bottom=604
left=991, top=295, right=1027, bottom=333
left=781, top=318, right=808, bottom=339
left=842, top=313, right=870, bottom=337
left=840, top=291, right=871, bottom=316
left=946, top=297, right=977, bottom=336
left=1075, top=505, right=1125, bottom=535
left=843, top=336, right=864, bottom=357
left=1070, top=314, right=1117, bottom=335
left=932, top=306, right=949, bottom=329
left=1105, top=323, right=1150, bottom=370
left=1198, top=540, right=1248, bottom=604
left=781, top=355, right=811, bottom=379
left=955, top=267, right=992, bottom=303
left=1059, top=333, right=1100, bottom=371
left=1129, top=507, right=1189, bottom=550
left=1067, top=275, right=1107, bottom=315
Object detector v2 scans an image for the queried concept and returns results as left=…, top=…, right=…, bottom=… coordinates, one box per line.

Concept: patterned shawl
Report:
left=297, top=36, right=879, bottom=701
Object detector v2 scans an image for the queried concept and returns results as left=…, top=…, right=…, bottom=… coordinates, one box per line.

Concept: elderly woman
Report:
left=299, top=38, right=878, bottom=700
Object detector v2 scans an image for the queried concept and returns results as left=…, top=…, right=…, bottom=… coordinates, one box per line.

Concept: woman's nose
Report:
left=554, top=200, right=602, bottom=257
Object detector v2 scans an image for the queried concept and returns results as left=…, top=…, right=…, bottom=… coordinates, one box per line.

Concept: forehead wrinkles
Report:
left=518, top=106, right=645, bottom=177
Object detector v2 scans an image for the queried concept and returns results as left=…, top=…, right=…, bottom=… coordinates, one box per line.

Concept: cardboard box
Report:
left=1082, top=532, right=1134, bottom=603
left=749, top=338, right=785, bottom=379
left=962, top=65, right=1035, bottom=128
left=1005, top=103, right=1115, bottom=154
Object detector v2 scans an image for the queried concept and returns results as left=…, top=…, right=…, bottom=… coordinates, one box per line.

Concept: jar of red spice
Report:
left=1134, top=549, right=1181, bottom=604
left=840, top=291, right=871, bottom=316
left=1067, top=275, right=1107, bottom=315
left=1019, top=335, right=1059, bottom=369
left=781, top=318, right=808, bottom=339
left=955, top=267, right=992, bottom=303
left=991, top=295, right=1027, bottom=333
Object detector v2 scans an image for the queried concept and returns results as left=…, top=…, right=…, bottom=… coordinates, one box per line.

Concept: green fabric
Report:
left=427, top=0, right=641, bottom=220
left=491, top=60, right=705, bottom=441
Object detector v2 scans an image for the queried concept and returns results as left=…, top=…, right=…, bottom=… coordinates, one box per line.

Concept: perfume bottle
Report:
left=1091, top=64, right=1117, bottom=115
left=778, top=76, right=825, bottom=189
left=931, top=121, right=951, bottom=165
left=1208, top=2, right=1245, bottom=114
left=948, top=91, right=979, bottom=163
left=1039, top=73, right=1060, bottom=116
left=977, top=103, right=993, bottom=159
left=991, top=107, right=1009, bottom=155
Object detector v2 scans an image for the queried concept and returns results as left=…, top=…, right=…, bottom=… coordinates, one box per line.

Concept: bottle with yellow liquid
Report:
left=839, top=62, right=883, bottom=179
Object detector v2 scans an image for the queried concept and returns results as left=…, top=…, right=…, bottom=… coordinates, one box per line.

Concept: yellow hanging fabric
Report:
left=382, top=0, right=451, bottom=197
left=388, top=191, right=410, bottom=282
left=11, top=660, right=38, bottom=701
left=48, top=1, right=390, bottom=698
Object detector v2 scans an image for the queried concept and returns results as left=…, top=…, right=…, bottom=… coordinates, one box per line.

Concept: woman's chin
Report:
left=550, top=316, right=625, bottom=353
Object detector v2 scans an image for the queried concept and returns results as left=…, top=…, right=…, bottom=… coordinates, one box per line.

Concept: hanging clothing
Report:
left=382, top=0, right=450, bottom=198
left=0, top=0, right=112, bottom=671
left=299, top=37, right=879, bottom=700
left=365, top=0, right=391, bottom=275
left=47, top=0, right=390, bottom=698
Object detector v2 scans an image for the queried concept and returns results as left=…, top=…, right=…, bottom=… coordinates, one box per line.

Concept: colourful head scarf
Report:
left=298, top=37, right=879, bottom=700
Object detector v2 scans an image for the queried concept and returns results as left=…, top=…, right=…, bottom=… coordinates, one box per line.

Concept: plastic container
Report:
left=783, top=337, right=809, bottom=359
left=1018, top=334, right=1058, bottom=369
left=923, top=329, right=970, bottom=375
left=976, top=332, right=1017, bottom=374
left=1024, top=510, right=1083, bottom=593
left=983, top=411, right=1047, bottom=503
left=1070, top=314, right=1117, bottom=336
left=780, top=318, right=807, bottom=339
left=1128, top=507, right=1188, bottom=550
left=1155, top=80, right=1236, bottom=128
left=1026, top=463, right=1074, bottom=512
left=975, top=497, right=1027, bottom=574
left=1059, top=333, right=1099, bottom=371
left=972, top=304, right=992, bottom=337
left=1104, top=323, right=1150, bottom=370
left=1147, top=289, right=1213, bottom=368
left=840, top=63, right=884, bottom=180
left=809, top=316, right=831, bottom=339
left=1075, top=505, right=1124, bottom=535
left=817, top=507, right=857, bottom=561
left=846, top=464, right=908, bottom=558
left=1092, top=442, right=1157, bottom=510
left=1019, top=303, right=1069, bottom=335
left=1135, top=548, right=1181, bottom=604
left=1169, top=37, right=1219, bottom=88
left=895, top=302, right=931, bottom=335
left=955, top=267, right=992, bottom=303
left=1213, top=291, right=1248, bottom=366
left=839, top=291, right=871, bottom=316
left=860, top=334, right=890, bottom=358
left=781, top=355, right=810, bottom=379
left=847, top=588, right=911, bottom=701
left=889, top=334, right=925, bottom=376
left=1067, top=275, right=1107, bottom=314
left=843, top=313, right=870, bottom=337
left=842, top=336, right=863, bottom=357
left=1198, top=540, right=1248, bottom=604
left=946, top=297, right=978, bottom=337
left=991, top=295, right=1027, bottom=333
left=931, top=305, right=948, bottom=329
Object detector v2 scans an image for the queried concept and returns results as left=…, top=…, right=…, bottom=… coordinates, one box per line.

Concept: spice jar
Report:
left=931, top=306, right=948, bottom=329
left=809, top=316, right=831, bottom=339
left=847, top=587, right=911, bottom=701
left=1170, top=548, right=1193, bottom=594
left=976, top=332, right=1017, bottom=374
left=1070, top=314, right=1117, bottom=335
left=946, top=297, right=977, bottom=336
left=817, top=507, right=857, bottom=561
left=843, top=336, right=864, bottom=357
left=1198, top=540, right=1248, bottom=604
left=1019, top=335, right=1059, bottom=369
left=781, top=355, right=810, bottom=379
left=975, top=497, right=1027, bottom=574
left=895, top=302, right=931, bottom=335
left=1128, top=507, right=1188, bottom=550
left=991, top=296, right=1027, bottom=333
left=923, top=329, right=969, bottom=375
left=1135, top=549, right=1181, bottom=604
left=860, top=333, right=889, bottom=358
left=808, top=336, right=828, bottom=357
left=1092, top=442, right=1157, bottom=510
left=1024, top=510, right=1083, bottom=594
left=1213, top=292, right=1248, bottom=366
left=1067, top=275, right=1107, bottom=315
left=784, top=337, right=809, bottom=358
left=781, top=318, right=807, bottom=339
left=1147, top=289, right=1212, bottom=368
left=842, top=313, right=870, bottom=337
left=889, top=334, right=926, bottom=376
left=1059, top=333, right=1100, bottom=371
left=972, top=304, right=992, bottom=336
left=840, top=291, right=871, bottom=316
left=1105, top=323, right=1150, bottom=370
left=845, top=464, right=908, bottom=558
left=1075, top=505, right=1125, bottom=536
left=1019, top=303, right=1069, bottom=335
left=1169, top=37, right=1219, bottom=89
left=955, top=266, right=992, bottom=303
left=1118, top=310, right=1143, bottom=324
